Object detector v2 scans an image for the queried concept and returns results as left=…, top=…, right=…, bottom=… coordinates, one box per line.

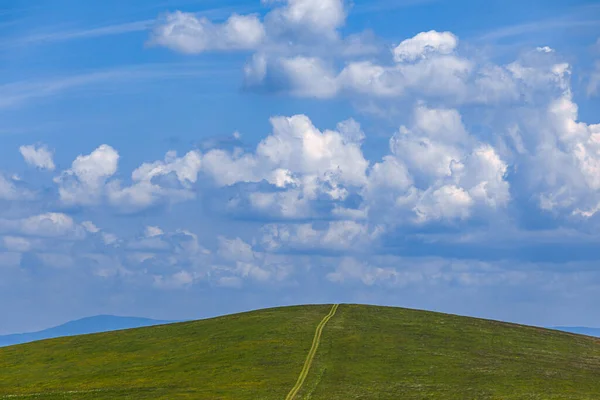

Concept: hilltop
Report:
left=1, top=304, right=600, bottom=399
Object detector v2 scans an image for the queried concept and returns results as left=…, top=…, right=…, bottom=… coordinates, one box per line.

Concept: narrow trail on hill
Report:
left=285, top=304, right=339, bottom=400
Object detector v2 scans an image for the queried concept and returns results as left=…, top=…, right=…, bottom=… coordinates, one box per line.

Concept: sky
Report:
left=0, top=0, right=599, bottom=334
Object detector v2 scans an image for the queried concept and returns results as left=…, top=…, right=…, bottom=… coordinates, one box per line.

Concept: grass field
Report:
left=1, top=304, right=600, bottom=399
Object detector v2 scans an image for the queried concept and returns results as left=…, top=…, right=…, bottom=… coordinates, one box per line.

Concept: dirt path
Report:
left=285, top=304, right=339, bottom=400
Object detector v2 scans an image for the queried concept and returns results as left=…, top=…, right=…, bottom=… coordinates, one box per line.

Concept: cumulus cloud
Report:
left=152, top=4, right=517, bottom=104
left=202, top=114, right=368, bottom=218
left=54, top=144, right=119, bottom=206
left=81, top=221, right=100, bottom=233
left=218, top=25, right=564, bottom=105
left=54, top=146, right=201, bottom=212
left=240, top=29, right=501, bottom=101
left=42, top=103, right=511, bottom=228
left=150, top=0, right=348, bottom=55
left=39, top=106, right=508, bottom=227
left=19, top=144, right=55, bottom=171
left=264, top=0, right=346, bottom=40
left=260, top=220, right=382, bottom=252
left=2, top=236, right=33, bottom=253
left=149, top=11, right=266, bottom=53
left=106, top=150, right=202, bottom=212
left=392, top=30, right=458, bottom=62
left=361, top=104, right=509, bottom=225
left=153, top=270, right=196, bottom=289
left=326, top=257, right=404, bottom=286
left=0, top=173, right=34, bottom=201
left=144, top=226, right=164, bottom=237
left=0, top=213, right=84, bottom=239
left=477, top=57, right=600, bottom=219
left=106, top=227, right=292, bottom=289
left=244, top=47, right=475, bottom=99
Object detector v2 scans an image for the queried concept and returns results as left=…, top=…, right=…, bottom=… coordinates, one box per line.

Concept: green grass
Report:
left=1, top=304, right=600, bottom=399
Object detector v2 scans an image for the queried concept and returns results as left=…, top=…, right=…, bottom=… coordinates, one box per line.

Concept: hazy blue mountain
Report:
left=550, top=327, right=600, bottom=337
left=0, top=315, right=174, bottom=347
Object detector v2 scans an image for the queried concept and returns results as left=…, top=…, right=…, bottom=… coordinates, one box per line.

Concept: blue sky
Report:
left=1, top=0, right=599, bottom=334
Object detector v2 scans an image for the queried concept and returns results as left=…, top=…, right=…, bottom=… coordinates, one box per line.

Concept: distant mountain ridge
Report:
left=0, top=315, right=174, bottom=347
left=550, top=326, right=600, bottom=337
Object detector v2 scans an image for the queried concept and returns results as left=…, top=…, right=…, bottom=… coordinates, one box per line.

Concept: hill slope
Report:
left=0, top=315, right=174, bottom=347
left=1, top=304, right=600, bottom=399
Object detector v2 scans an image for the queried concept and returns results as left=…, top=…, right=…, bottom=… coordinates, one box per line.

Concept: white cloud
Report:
left=153, top=270, right=195, bottom=289
left=392, top=30, right=458, bottom=63
left=19, top=144, right=55, bottom=171
left=278, top=56, right=339, bottom=98
left=218, top=236, right=255, bottom=263
left=264, top=0, right=346, bottom=40
left=246, top=49, right=474, bottom=99
left=0, top=174, right=34, bottom=201
left=326, top=257, right=404, bottom=286
left=0, top=213, right=83, bottom=239
left=538, top=91, right=600, bottom=216
left=361, top=104, right=509, bottom=225
left=151, top=0, right=348, bottom=55
left=81, top=221, right=100, bottom=233
left=2, top=236, right=32, bottom=252
left=260, top=220, right=382, bottom=252
left=105, top=150, right=202, bottom=212
left=149, top=11, right=265, bottom=53
left=54, top=147, right=202, bottom=212
left=414, top=185, right=473, bottom=222
left=55, top=144, right=119, bottom=206
left=202, top=114, right=368, bottom=218
left=102, top=233, right=119, bottom=245
left=37, top=253, right=74, bottom=268
left=132, top=150, right=201, bottom=187
left=536, top=46, right=555, bottom=53
left=144, top=226, right=164, bottom=237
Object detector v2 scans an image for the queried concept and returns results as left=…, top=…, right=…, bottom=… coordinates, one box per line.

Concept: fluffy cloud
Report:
left=362, top=104, right=509, bottom=225
left=159, top=16, right=561, bottom=106
left=533, top=91, right=600, bottom=217
left=242, top=29, right=483, bottom=100
left=0, top=174, right=34, bottom=201
left=202, top=115, right=368, bottom=218
left=260, top=220, right=382, bottom=252
left=3, top=236, right=34, bottom=252
left=326, top=257, right=407, bottom=286
left=0, top=213, right=84, bottom=239
left=149, top=11, right=266, bottom=53
left=151, top=4, right=501, bottom=102
left=487, top=58, right=600, bottom=219
left=54, top=146, right=201, bottom=212
left=107, top=227, right=292, bottom=289
left=43, top=104, right=510, bottom=226
left=150, top=0, right=348, bottom=55
left=19, top=144, right=55, bottom=171
left=392, top=30, right=458, bottom=63
left=106, top=150, right=201, bottom=212
left=54, top=144, right=119, bottom=206
left=264, top=0, right=346, bottom=40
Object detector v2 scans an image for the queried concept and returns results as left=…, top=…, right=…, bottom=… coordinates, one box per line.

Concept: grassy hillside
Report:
left=1, top=304, right=600, bottom=399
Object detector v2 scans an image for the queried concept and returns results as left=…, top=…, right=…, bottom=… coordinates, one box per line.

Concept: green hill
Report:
left=1, top=304, right=600, bottom=399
